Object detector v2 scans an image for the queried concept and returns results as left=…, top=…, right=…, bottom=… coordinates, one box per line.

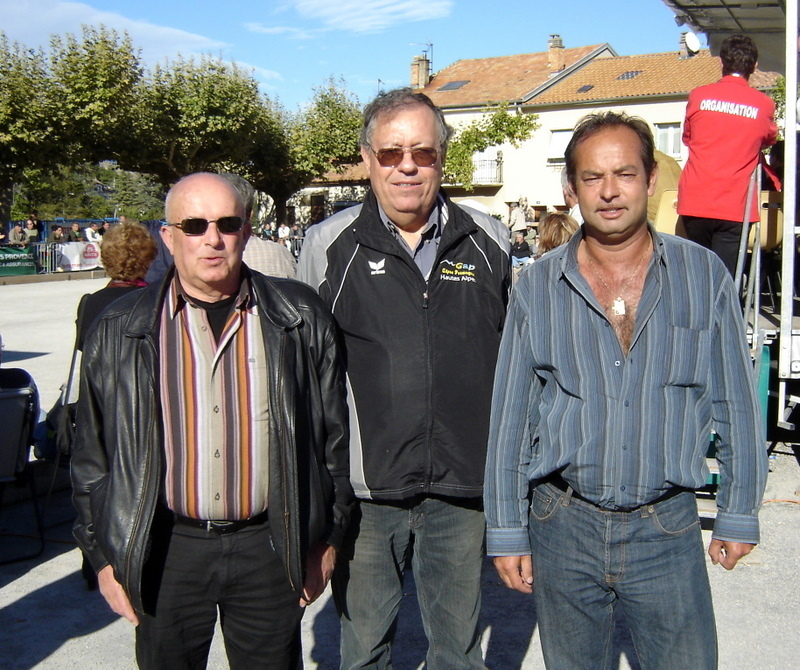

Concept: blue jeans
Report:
left=333, top=497, right=487, bottom=670
left=512, top=256, right=532, bottom=268
left=529, top=483, right=717, bottom=670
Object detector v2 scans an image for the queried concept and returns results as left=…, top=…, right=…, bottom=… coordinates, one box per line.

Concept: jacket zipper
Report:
left=124, top=335, right=160, bottom=613
left=276, top=334, right=298, bottom=591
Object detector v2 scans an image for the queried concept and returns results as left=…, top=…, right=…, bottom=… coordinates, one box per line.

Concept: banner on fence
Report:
left=56, top=242, right=102, bottom=272
left=0, top=246, right=36, bottom=276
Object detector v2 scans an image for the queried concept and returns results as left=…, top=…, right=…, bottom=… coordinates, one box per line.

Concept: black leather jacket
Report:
left=71, top=268, right=353, bottom=615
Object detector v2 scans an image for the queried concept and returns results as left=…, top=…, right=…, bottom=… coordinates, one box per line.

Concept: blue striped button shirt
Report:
left=485, top=229, right=767, bottom=555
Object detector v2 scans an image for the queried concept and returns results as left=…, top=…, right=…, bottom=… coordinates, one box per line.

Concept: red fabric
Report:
left=678, top=75, right=778, bottom=222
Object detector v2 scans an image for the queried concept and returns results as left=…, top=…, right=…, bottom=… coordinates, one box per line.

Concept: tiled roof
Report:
left=313, top=163, right=368, bottom=185
left=530, top=50, right=779, bottom=106
left=421, top=44, right=612, bottom=108
left=422, top=48, right=780, bottom=110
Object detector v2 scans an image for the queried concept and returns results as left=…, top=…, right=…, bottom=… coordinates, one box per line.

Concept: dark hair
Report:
left=565, top=111, right=656, bottom=190
left=720, top=34, right=758, bottom=77
left=360, top=87, right=453, bottom=153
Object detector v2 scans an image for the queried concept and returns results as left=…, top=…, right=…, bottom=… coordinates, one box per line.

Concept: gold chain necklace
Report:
left=585, top=244, right=649, bottom=316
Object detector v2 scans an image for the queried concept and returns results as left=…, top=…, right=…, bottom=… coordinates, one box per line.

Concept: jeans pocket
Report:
left=649, top=495, right=700, bottom=536
left=530, top=485, right=561, bottom=522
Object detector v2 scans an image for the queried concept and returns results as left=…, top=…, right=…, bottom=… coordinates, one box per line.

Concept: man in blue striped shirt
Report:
left=485, top=111, right=767, bottom=669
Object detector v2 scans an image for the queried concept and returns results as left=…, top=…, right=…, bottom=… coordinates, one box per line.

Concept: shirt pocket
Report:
left=663, top=326, right=710, bottom=388
left=246, top=356, right=271, bottom=423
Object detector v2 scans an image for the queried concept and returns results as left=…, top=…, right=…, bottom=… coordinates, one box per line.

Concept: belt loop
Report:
left=205, top=520, right=212, bottom=532
left=563, top=485, right=575, bottom=506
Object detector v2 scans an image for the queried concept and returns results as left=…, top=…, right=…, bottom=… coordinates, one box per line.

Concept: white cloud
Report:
left=246, top=0, right=453, bottom=36
left=236, top=60, right=283, bottom=82
left=244, top=23, right=316, bottom=40
left=0, top=0, right=227, bottom=62
left=291, top=0, right=453, bottom=33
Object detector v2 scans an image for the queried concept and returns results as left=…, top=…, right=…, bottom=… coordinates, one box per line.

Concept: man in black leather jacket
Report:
left=71, top=172, right=353, bottom=669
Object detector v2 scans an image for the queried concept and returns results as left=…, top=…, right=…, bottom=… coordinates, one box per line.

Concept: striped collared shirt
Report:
left=485, top=228, right=767, bottom=555
left=159, top=275, right=270, bottom=520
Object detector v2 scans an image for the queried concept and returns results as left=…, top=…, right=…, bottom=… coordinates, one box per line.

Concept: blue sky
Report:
left=1, top=0, right=694, bottom=109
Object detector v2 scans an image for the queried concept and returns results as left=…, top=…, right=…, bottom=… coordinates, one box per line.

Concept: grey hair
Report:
left=219, top=173, right=255, bottom=220
left=360, top=87, right=453, bottom=153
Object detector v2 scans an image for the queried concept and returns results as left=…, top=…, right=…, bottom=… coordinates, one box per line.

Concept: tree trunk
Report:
left=274, top=197, right=288, bottom=226
left=0, top=179, right=13, bottom=227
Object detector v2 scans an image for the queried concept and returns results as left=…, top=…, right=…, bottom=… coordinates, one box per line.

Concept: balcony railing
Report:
left=472, top=159, right=503, bottom=185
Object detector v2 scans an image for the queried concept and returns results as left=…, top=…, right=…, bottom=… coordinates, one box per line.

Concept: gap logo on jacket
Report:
left=298, top=189, right=511, bottom=502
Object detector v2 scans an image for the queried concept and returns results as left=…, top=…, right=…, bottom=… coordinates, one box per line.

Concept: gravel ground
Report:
left=1, top=275, right=798, bottom=669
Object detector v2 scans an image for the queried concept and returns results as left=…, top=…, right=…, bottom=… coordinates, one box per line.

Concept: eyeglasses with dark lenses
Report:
left=370, top=146, right=439, bottom=168
left=164, top=216, right=244, bottom=236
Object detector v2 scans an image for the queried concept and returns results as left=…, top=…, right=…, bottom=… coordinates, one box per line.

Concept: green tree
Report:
left=444, top=105, right=539, bottom=190
left=12, top=163, right=110, bottom=220
left=769, top=76, right=799, bottom=141
left=49, top=25, right=143, bottom=164
left=109, top=167, right=165, bottom=220
left=0, top=34, right=55, bottom=224
left=242, top=78, right=362, bottom=223
left=125, top=56, right=264, bottom=185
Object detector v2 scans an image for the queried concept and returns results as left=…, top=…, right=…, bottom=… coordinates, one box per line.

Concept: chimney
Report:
left=410, top=54, right=431, bottom=89
left=548, top=34, right=565, bottom=72
left=679, top=33, right=689, bottom=58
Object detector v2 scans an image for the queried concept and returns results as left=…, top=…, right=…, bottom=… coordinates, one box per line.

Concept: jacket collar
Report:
left=352, top=189, right=479, bottom=251
left=720, top=74, right=750, bottom=87
left=123, top=265, right=302, bottom=339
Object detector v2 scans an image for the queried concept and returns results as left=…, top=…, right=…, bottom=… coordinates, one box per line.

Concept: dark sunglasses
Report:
left=163, top=216, right=245, bottom=236
left=370, top=146, right=439, bottom=168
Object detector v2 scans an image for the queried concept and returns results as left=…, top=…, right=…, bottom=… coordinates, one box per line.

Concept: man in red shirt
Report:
left=678, top=34, right=778, bottom=277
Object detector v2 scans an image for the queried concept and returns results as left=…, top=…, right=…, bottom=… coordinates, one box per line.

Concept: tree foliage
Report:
left=111, top=167, right=166, bottom=220
left=769, top=76, right=799, bottom=141
left=0, top=34, right=55, bottom=222
left=0, top=27, right=364, bottom=225
left=444, top=105, right=539, bottom=190
left=12, top=163, right=111, bottom=219
left=240, top=78, right=362, bottom=223
left=49, top=25, right=143, bottom=163
left=126, top=57, right=264, bottom=184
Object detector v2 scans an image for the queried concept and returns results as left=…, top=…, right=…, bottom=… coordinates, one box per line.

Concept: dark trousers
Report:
left=135, top=516, right=303, bottom=670
left=682, top=215, right=744, bottom=279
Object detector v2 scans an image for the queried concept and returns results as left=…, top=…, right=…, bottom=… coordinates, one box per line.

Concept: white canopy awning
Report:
left=661, top=0, right=790, bottom=73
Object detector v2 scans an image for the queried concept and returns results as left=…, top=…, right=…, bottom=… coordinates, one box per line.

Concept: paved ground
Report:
left=1, top=275, right=799, bottom=669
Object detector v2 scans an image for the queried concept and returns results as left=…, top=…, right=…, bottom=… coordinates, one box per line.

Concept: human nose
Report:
left=396, top=148, right=418, bottom=172
left=203, top=221, right=224, bottom=246
left=599, top=175, right=620, bottom=201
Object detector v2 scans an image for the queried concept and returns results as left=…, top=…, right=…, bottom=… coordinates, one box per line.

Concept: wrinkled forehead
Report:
left=370, top=104, right=439, bottom=145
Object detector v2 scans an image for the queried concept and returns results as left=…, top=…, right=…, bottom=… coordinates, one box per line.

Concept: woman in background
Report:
left=535, top=212, right=579, bottom=259
left=76, top=220, right=157, bottom=349
left=72, top=220, right=157, bottom=589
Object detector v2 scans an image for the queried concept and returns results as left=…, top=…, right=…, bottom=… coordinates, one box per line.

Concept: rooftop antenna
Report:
left=410, top=41, right=434, bottom=76
left=377, top=78, right=385, bottom=94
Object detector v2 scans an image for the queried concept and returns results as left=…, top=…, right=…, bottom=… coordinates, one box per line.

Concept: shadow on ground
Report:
left=1, top=351, right=49, bottom=364
left=310, top=557, right=642, bottom=669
